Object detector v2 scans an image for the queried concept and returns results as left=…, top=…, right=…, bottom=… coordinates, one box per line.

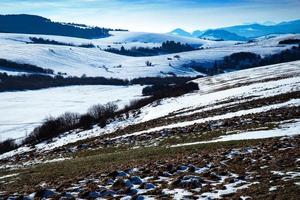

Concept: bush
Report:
left=88, top=103, right=118, bottom=127
left=23, top=102, right=119, bottom=145
left=78, top=114, right=95, bottom=130
left=0, top=139, right=17, bottom=154
left=142, top=82, right=199, bottom=97
left=131, top=76, right=200, bottom=86
left=145, top=60, right=152, bottom=66
left=122, top=82, right=199, bottom=113
left=25, top=112, right=80, bottom=144
left=58, top=112, right=80, bottom=128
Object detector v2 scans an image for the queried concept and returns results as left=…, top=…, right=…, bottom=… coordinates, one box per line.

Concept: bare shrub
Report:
left=0, top=139, right=17, bottom=154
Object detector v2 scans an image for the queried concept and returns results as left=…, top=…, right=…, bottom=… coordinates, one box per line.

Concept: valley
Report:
left=0, top=13, right=300, bottom=199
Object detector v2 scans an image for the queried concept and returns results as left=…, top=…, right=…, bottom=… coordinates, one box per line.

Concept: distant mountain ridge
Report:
left=168, top=28, right=192, bottom=37
left=200, top=29, right=248, bottom=41
left=221, top=19, right=300, bottom=38
left=0, top=14, right=126, bottom=39
left=169, top=19, right=300, bottom=40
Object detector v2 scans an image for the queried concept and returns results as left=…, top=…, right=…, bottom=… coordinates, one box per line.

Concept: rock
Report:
left=177, top=165, right=188, bottom=171
left=202, top=172, right=221, bottom=181
left=106, top=178, right=114, bottom=185
left=125, top=179, right=133, bottom=188
left=166, top=164, right=176, bottom=173
left=145, top=183, right=156, bottom=189
left=163, top=172, right=172, bottom=177
left=188, top=165, right=197, bottom=172
left=99, top=189, right=115, bottom=197
left=34, top=188, right=58, bottom=199
left=112, top=179, right=127, bottom=190
left=109, top=170, right=129, bottom=178
left=129, top=188, right=138, bottom=195
left=172, top=175, right=203, bottom=189
left=130, top=176, right=143, bottom=185
left=136, top=195, right=145, bottom=200
left=140, top=182, right=156, bottom=189
left=61, top=192, right=74, bottom=199
left=89, top=191, right=101, bottom=198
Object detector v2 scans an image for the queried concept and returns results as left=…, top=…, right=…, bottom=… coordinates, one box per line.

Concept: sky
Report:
left=1, top=0, right=300, bottom=33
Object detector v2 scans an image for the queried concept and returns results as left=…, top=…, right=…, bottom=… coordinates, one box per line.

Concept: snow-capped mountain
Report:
left=221, top=19, right=300, bottom=38
left=168, top=19, right=300, bottom=40
left=168, top=28, right=192, bottom=37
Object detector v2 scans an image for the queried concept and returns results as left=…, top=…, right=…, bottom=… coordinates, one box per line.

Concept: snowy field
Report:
left=0, top=32, right=298, bottom=78
left=0, top=85, right=144, bottom=142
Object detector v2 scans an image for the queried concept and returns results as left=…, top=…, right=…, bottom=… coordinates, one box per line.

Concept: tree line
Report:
left=0, top=58, right=53, bottom=74
left=28, top=37, right=95, bottom=48
left=105, top=41, right=197, bottom=57
left=0, top=73, right=199, bottom=92
left=0, top=14, right=112, bottom=39
left=188, top=44, right=300, bottom=75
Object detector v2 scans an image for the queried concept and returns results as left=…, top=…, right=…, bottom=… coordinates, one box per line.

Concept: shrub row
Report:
left=0, top=139, right=17, bottom=154
left=189, top=45, right=300, bottom=75
left=0, top=80, right=199, bottom=153
left=29, top=37, right=95, bottom=48
left=104, top=41, right=198, bottom=57
left=142, top=82, right=199, bottom=96
left=0, top=58, right=53, bottom=74
left=0, top=73, right=200, bottom=92
left=24, top=103, right=118, bottom=145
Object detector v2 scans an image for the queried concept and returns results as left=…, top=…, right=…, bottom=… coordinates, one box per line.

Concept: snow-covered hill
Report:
left=2, top=60, right=299, bottom=159
left=0, top=32, right=298, bottom=78
left=1, top=61, right=300, bottom=199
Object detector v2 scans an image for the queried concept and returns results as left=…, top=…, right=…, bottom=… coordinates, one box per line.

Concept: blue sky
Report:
left=1, top=0, right=300, bottom=32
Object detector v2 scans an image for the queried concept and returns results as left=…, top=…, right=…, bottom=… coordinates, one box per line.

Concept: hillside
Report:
left=0, top=14, right=114, bottom=39
left=0, top=32, right=298, bottom=78
left=1, top=61, right=299, bottom=199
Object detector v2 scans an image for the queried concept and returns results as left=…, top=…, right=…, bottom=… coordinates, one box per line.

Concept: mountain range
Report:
left=169, top=19, right=300, bottom=41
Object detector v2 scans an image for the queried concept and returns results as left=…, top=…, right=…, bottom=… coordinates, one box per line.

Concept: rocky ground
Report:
left=1, top=135, right=299, bottom=199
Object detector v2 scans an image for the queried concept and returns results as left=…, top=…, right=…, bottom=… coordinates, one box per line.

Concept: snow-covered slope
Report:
left=1, top=60, right=298, bottom=158
left=0, top=32, right=298, bottom=78
left=99, top=31, right=205, bottom=44
left=0, top=85, right=144, bottom=142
